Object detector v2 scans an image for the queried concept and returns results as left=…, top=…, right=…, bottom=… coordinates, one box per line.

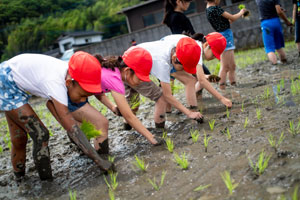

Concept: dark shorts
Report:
left=296, top=19, right=300, bottom=43
left=68, top=95, right=88, bottom=112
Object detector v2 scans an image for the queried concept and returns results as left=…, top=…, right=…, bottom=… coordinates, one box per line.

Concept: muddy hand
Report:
left=188, top=111, right=203, bottom=123
left=221, top=97, right=232, bottom=108
left=208, top=75, right=221, bottom=83
left=152, top=135, right=165, bottom=146
left=113, top=106, right=122, bottom=116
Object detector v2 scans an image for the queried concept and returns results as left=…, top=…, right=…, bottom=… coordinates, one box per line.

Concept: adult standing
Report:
left=293, top=0, right=300, bottom=57
left=256, top=0, right=293, bottom=64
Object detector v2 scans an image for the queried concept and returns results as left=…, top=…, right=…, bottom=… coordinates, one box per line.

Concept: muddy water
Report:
left=0, top=51, right=300, bottom=200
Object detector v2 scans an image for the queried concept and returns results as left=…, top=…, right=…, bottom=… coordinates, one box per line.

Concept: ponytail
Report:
left=182, top=32, right=206, bottom=43
left=162, top=0, right=177, bottom=25
left=94, top=54, right=130, bottom=72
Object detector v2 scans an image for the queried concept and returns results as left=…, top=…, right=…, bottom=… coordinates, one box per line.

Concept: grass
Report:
left=203, top=132, right=211, bottom=152
left=268, top=132, right=285, bottom=152
left=69, top=190, right=77, bottom=200
left=104, top=171, right=118, bottom=191
left=288, top=120, right=300, bottom=137
left=248, top=149, right=272, bottom=176
left=226, top=128, right=231, bottom=140
left=165, top=137, right=174, bottom=153
left=244, top=117, right=248, bottom=128
left=132, top=155, right=148, bottom=172
left=190, top=129, right=200, bottom=143
left=256, top=108, right=261, bottom=120
left=148, top=170, right=167, bottom=191
left=173, top=152, right=189, bottom=170
left=209, top=119, right=216, bottom=131
left=80, top=120, right=101, bottom=140
left=193, top=184, right=212, bottom=192
left=221, top=171, right=239, bottom=195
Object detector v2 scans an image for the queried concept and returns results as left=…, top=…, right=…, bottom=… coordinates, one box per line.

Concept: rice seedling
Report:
left=277, top=83, right=281, bottom=94
left=80, top=120, right=101, bottom=140
left=173, top=152, right=189, bottom=170
left=263, top=87, right=271, bottom=99
left=108, top=189, right=115, bottom=200
left=108, top=156, right=115, bottom=163
left=165, top=137, right=174, bottom=153
left=280, top=78, right=285, bottom=90
left=190, top=129, right=200, bottom=143
left=288, top=120, right=300, bottom=137
left=292, top=185, right=298, bottom=200
left=49, top=129, right=53, bottom=137
left=3, top=131, right=11, bottom=151
left=132, top=155, right=148, bottom=172
left=69, top=190, right=77, bottom=200
left=130, top=93, right=140, bottom=110
left=226, top=108, right=230, bottom=118
left=248, top=149, right=271, bottom=176
left=244, top=117, right=248, bottom=128
left=148, top=170, right=167, bottom=191
left=0, top=145, right=3, bottom=154
left=268, top=132, right=285, bottom=152
left=241, top=100, right=244, bottom=112
left=256, top=108, right=261, bottom=120
left=209, top=119, right=216, bottom=131
left=193, top=184, right=211, bottom=192
left=226, top=128, right=231, bottom=140
left=203, top=132, right=211, bottom=152
left=162, top=131, right=167, bottom=139
left=221, top=170, right=239, bottom=195
left=104, top=171, right=118, bottom=191
left=238, top=4, right=245, bottom=9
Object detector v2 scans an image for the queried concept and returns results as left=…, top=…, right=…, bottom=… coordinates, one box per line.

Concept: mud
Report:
left=0, top=48, right=300, bottom=200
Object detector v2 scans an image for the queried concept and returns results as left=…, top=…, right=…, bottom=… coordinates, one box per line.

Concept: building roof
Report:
left=118, top=0, right=160, bottom=14
left=57, top=31, right=103, bottom=41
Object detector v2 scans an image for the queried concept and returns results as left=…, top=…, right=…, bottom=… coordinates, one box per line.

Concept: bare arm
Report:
left=160, top=82, right=202, bottom=119
left=50, top=98, right=112, bottom=171
left=196, top=64, right=232, bottom=108
left=293, top=4, right=297, bottom=24
left=276, top=5, right=292, bottom=26
left=222, top=9, right=245, bottom=22
left=95, top=94, right=116, bottom=112
left=111, top=91, right=157, bottom=144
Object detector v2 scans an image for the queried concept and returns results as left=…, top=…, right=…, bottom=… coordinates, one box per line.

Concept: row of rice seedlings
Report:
left=288, top=120, right=300, bottom=137
left=209, top=119, right=216, bottom=131
left=132, top=155, right=148, bottom=172
left=190, top=129, right=200, bottom=143
left=69, top=190, right=77, bottom=200
left=268, top=132, right=285, bottom=153
left=104, top=171, right=119, bottom=191
left=221, top=171, right=239, bottom=195
left=248, top=149, right=271, bottom=176
left=80, top=120, right=102, bottom=140
left=173, top=152, right=189, bottom=170
left=203, top=132, right=211, bottom=153
left=148, top=171, right=167, bottom=191
left=193, top=184, right=211, bottom=192
left=256, top=108, right=261, bottom=120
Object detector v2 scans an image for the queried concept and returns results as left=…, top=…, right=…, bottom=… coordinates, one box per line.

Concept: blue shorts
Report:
left=296, top=19, right=300, bottom=43
left=261, top=17, right=285, bottom=53
left=0, top=62, right=31, bottom=111
left=68, top=95, right=88, bottom=112
left=219, top=29, right=235, bottom=51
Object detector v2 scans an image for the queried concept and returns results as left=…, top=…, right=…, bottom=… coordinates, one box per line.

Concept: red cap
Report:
left=205, top=32, right=226, bottom=60
left=122, top=46, right=152, bottom=82
left=68, top=51, right=102, bottom=93
left=176, top=37, right=201, bottom=74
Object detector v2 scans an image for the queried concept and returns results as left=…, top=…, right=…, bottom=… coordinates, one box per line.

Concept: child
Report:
left=47, top=47, right=161, bottom=154
left=255, top=0, right=292, bottom=64
left=160, top=32, right=232, bottom=109
left=0, top=52, right=112, bottom=181
left=293, top=0, right=300, bottom=57
left=206, top=0, right=246, bottom=89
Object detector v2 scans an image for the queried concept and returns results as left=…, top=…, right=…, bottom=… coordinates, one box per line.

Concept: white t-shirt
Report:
left=7, top=54, right=69, bottom=106
left=160, top=34, right=203, bottom=66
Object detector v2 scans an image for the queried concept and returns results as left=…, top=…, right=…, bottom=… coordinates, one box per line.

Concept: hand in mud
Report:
left=207, top=75, right=221, bottom=83
left=221, top=97, right=232, bottom=108
left=112, top=106, right=122, bottom=116
left=188, top=111, right=203, bottom=121
left=152, top=136, right=165, bottom=146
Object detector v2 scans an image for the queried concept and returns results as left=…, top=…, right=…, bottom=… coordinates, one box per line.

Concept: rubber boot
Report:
left=97, top=139, right=109, bottom=155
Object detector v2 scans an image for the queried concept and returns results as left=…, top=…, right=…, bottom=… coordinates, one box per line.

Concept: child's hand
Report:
left=112, top=106, right=122, bottom=116
left=188, top=111, right=203, bottom=120
left=152, top=135, right=165, bottom=146
left=221, top=97, right=232, bottom=108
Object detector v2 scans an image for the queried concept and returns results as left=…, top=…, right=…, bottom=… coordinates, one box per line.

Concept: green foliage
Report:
left=221, top=171, right=239, bottom=195
left=173, top=152, right=189, bottom=170
left=165, top=137, right=174, bottom=153
left=263, top=87, right=271, bottom=99
left=248, top=149, right=271, bottom=175
left=132, top=155, right=148, bottom=172
left=104, top=172, right=118, bottom=191
left=203, top=132, right=211, bottom=152
left=0, top=145, right=3, bottom=154
left=268, top=132, right=285, bottom=152
left=162, top=131, right=168, bottom=139
left=190, top=129, right=200, bottom=143
left=291, top=79, right=300, bottom=96
left=256, top=108, right=261, bottom=120
left=193, top=184, right=211, bottom=192
left=108, top=189, right=115, bottom=200
left=226, top=128, right=231, bottom=140
left=212, top=63, right=220, bottom=75
left=80, top=120, right=101, bottom=140
left=244, top=117, right=248, bottom=128
left=148, top=171, right=167, bottom=191
left=69, top=189, right=77, bottom=200
left=238, top=4, right=246, bottom=10
left=209, top=119, right=216, bottom=131
left=108, top=156, right=115, bottom=163
left=288, top=120, right=300, bottom=137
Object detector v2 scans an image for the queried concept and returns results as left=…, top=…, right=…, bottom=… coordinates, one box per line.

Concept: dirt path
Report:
left=0, top=49, right=300, bottom=200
